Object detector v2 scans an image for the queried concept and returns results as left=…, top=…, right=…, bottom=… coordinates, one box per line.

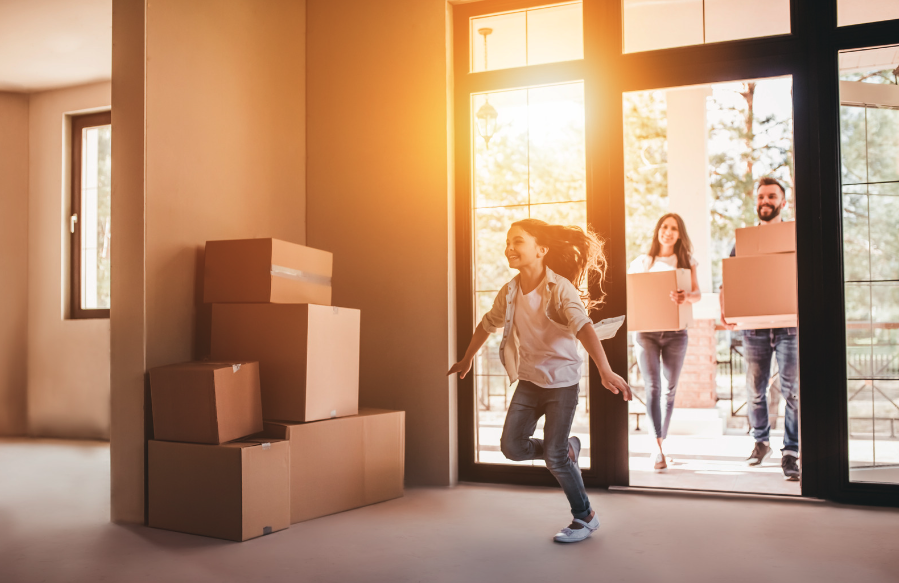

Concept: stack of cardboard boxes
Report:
left=147, top=238, right=405, bottom=541
left=723, top=221, right=798, bottom=329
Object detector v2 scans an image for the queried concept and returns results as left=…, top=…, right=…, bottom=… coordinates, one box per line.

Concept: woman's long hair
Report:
left=647, top=213, right=693, bottom=269
left=511, top=218, right=607, bottom=310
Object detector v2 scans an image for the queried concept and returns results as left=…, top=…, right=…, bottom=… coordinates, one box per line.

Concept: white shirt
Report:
left=628, top=253, right=697, bottom=274
left=513, top=278, right=582, bottom=388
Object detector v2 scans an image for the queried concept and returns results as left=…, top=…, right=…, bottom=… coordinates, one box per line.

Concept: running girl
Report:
left=448, top=218, right=631, bottom=543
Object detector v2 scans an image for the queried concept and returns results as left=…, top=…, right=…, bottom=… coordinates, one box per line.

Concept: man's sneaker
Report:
left=652, top=452, right=667, bottom=471
left=747, top=442, right=771, bottom=466
left=553, top=514, right=600, bottom=543
left=782, top=452, right=800, bottom=481
left=568, top=436, right=581, bottom=468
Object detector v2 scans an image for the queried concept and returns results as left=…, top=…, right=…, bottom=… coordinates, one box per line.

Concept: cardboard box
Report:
left=626, top=269, right=694, bottom=332
left=204, top=238, right=332, bottom=305
left=210, top=303, right=360, bottom=422
left=723, top=253, right=797, bottom=326
left=149, top=361, right=263, bottom=444
left=263, top=408, right=404, bottom=524
left=735, top=221, right=795, bottom=256
left=148, top=438, right=290, bottom=541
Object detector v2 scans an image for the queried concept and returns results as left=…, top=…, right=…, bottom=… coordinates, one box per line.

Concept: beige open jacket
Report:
left=479, top=266, right=592, bottom=385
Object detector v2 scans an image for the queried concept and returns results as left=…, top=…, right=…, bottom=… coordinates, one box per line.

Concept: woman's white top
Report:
left=513, top=278, right=582, bottom=388
left=628, top=253, right=697, bottom=274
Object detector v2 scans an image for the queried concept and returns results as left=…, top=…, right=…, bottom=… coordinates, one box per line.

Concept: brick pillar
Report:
left=674, top=318, right=718, bottom=408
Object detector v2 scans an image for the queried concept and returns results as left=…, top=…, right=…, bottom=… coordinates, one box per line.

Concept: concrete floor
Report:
left=2, top=439, right=899, bottom=583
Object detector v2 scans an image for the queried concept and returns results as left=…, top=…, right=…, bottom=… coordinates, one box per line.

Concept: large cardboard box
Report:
left=204, top=238, right=332, bottom=305
left=626, top=269, right=694, bottom=332
left=263, top=408, right=404, bottom=524
left=210, top=303, right=360, bottom=422
left=148, top=438, right=290, bottom=541
left=149, top=361, right=263, bottom=444
left=723, top=253, right=797, bottom=326
left=735, top=221, right=795, bottom=256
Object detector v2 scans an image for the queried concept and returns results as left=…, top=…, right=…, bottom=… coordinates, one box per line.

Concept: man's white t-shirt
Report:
left=513, top=278, right=582, bottom=389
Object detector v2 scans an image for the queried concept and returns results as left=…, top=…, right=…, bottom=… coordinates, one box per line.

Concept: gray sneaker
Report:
left=782, top=453, right=800, bottom=481
left=747, top=442, right=771, bottom=466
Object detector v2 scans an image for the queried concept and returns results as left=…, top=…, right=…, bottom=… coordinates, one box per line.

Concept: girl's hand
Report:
left=670, top=289, right=687, bottom=305
left=599, top=369, right=632, bottom=401
left=447, top=358, right=474, bottom=379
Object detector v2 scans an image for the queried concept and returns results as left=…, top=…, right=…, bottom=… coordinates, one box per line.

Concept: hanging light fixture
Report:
left=475, top=27, right=498, bottom=148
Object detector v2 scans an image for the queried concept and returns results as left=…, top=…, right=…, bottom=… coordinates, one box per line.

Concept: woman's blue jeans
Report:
left=500, top=380, right=591, bottom=520
left=741, top=327, right=799, bottom=453
left=634, top=330, right=690, bottom=440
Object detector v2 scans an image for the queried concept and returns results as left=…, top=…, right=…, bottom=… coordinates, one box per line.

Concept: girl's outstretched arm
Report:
left=447, top=325, right=491, bottom=379
left=576, top=324, right=632, bottom=401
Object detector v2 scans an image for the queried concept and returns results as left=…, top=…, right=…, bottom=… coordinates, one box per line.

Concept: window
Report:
left=622, top=0, right=791, bottom=54
left=70, top=111, right=111, bottom=319
left=838, top=1, right=899, bottom=27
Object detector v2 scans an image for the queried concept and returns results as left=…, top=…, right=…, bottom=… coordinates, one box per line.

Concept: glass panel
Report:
left=526, top=3, right=583, bottom=66
left=80, top=124, right=111, bottom=310
left=841, top=193, right=870, bottom=282
left=622, top=0, right=704, bottom=54
left=470, top=80, right=590, bottom=468
left=473, top=90, right=529, bottom=208
left=839, top=1, right=899, bottom=27
left=840, top=46, right=899, bottom=484
left=704, top=0, right=791, bottom=44
left=840, top=106, right=868, bottom=185
left=866, top=107, right=899, bottom=184
left=869, top=196, right=899, bottom=281
left=471, top=12, right=526, bottom=73
left=528, top=83, right=586, bottom=204
left=471, top=3, right=583, bottom=73
left=623, top=0, right=789, bottom=54
left=845, top=283, right=873, bottom=379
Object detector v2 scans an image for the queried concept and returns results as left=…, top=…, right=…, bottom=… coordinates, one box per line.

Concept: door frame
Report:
left=453, top=0, right=899, bottom=506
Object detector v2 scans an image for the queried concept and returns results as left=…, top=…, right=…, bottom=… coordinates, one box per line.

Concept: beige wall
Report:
left=0, top=92, right=29, bottom=436
left=111, top=0, right=307, bottom=523
left=27, top=82, right=111, bottom=440
left=306, top=0, right=456, bottom=486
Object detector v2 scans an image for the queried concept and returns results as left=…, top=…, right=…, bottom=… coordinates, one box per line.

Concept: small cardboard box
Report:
left=735, top=221, right=795, bottom=256
left=149, top=361, right=263, bottom=444
left=263, top=408, right=405, bottom=524
left=204, top=238, right=332, bottom=305
left=626, top=269, right=694, bottom=332
left=723, top=253, right=797, bottom=326
left=210, top=303, right=360, bottom=422
left=148, top=438, right=290, bottom=542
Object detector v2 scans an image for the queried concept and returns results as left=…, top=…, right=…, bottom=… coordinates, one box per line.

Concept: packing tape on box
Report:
left=330, top=410, right=337, bottom=419
left=263, top=526, right=272, bottom=535
left=232, top=364, right=241, bottom=373
left=270, top=264, right=332, bottom=286
left=262, top=442, right=271, bottom=450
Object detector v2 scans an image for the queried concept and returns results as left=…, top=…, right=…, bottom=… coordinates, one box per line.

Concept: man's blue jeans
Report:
left=500, top=380, right=591, bottom=520
left=634, top=330, right=690, bottom=439
left=741, top=327, right=799, bottom=453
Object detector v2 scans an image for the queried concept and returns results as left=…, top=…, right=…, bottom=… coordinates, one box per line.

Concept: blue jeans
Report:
left=741, top=327, right=799, bottom=453
left=634, top=330, right=690, bottom=439
left=500, top=380, right=591, bottom=520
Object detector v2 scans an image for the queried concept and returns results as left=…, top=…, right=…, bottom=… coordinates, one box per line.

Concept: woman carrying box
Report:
left=628, top=213, right=701, bottom=470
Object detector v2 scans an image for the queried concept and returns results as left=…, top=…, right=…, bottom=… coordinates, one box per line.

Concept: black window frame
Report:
left=70, top=111, right=112, bottom=320
left=453, top=0, right=899, bottom=507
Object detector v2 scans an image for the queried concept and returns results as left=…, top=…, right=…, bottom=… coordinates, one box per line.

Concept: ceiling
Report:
left=0, top=0, right=111, bottom=93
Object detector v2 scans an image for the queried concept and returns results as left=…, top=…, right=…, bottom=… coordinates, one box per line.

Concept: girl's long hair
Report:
left=511, top=218, right=607, bottom=310
left=647, top=213, right=693, bottom=269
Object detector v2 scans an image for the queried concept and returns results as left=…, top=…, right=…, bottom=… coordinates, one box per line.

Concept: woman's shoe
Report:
left=553, top=514, right=600, bottom=543
left=652, top=452, right=667, bottom=470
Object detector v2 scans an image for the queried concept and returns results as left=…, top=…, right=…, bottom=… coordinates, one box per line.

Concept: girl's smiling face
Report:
left=657, top=217, right=680, bottom=248
left=506, top=226, right=547, bottom=270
